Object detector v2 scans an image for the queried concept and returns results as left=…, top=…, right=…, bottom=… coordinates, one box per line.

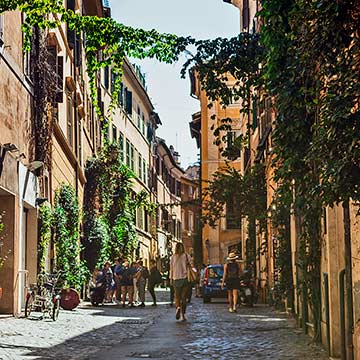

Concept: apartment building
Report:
left=180, top=165, right=201, bottom=264
left=154, top=138, right=183, bottom=268
left=100, top=59, right=160, bottom=267
left=222, top=1, right=360, bottom=358
left=0, top=8, right=39, bottom=315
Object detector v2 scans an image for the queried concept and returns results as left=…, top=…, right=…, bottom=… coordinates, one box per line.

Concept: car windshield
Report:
left=208, top=267, right=224, bottom=278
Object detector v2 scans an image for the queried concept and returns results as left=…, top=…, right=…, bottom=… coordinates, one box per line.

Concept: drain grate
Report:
left=131, top=354, right=151, bottom=358
left=118, top=319, right=150, bottom=325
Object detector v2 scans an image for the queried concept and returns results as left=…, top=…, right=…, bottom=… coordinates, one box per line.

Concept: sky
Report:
left=111, top=0, right=240, bottom=168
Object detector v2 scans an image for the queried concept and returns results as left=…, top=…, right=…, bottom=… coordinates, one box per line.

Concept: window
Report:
left=66, top=91, right=73, bottom=147
left=143, top=159, right=146, bottom=184
left=225, top=131, right=240, bottom=160
left=142, top=113, right=145, bottom=135
left=226, top=198, right=241, bottom=229
left=130, top=144, right=135, bottom=171
left=66, top=0, right=76, bottom=48
left=104, top=66, right=110, bottom=90
left=137, top=106, right=141, bottom=128
left=252, top=95, right=258, bottom=129
left=125, top=88, right=132, bottom=117
left=137, top=208, right=144, bottom=229
left=242, top=0, right=250, bottom=31
left=47, top=46, right=64, bottom=103
left=189, top=211, right=194, bottom=232
left=119, top=132, right=124, bottom=162
left=0, top=14, right=4, bottom=47
left=126, top=139, right=130, bottom=167
left=112, top=124, right=117, bottom=143
left=176, top=180, right=181, bottom=197
left=138, top=153, right=142, bottom=179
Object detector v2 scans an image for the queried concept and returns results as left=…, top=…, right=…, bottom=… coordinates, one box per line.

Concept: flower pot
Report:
left=0, top=287, right=3, bottom=300
left=60, top=288, right=80, bottom=310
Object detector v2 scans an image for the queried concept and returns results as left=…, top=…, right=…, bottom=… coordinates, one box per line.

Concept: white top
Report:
left=170, top=253, right=190, bottom=281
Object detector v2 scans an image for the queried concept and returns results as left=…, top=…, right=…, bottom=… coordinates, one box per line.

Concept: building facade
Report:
left=154, top=138, right=183, bottom=270
left=221, top=1, right=360, bottom=358
left=180, top=165, right=201, bottom=264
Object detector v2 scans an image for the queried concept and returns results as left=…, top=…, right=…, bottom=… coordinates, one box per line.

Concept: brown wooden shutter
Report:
left=243, top=0, right=249, bottom=31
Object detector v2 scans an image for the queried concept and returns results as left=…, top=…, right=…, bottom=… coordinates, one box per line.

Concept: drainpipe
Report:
left=73, top=33, right=79, bottom=198
left=343, top=199, right=354, bottom=360
left=339, top=269, right=346, bottom=360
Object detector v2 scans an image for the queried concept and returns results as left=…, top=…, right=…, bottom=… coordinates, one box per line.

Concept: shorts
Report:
left=226, top=278, right=240, bottom=290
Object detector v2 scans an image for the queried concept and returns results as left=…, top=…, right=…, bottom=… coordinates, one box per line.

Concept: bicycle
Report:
left=25, top=272, right=62, bottom=321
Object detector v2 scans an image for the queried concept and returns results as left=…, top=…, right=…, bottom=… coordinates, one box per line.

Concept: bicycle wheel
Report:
left=25, top=295, right=33, bottom=318
left=52, top=298, right=60, bottom=321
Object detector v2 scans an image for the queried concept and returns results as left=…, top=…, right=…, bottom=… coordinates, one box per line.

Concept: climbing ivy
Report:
left=53, top=184, right=88, bottom=290
left=202, top=163, right=267, bottom=274
left=83, top=143, right=155, bottom=266
left=37, top=202, right=52, bottom=273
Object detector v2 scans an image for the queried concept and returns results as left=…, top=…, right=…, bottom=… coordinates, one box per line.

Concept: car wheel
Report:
left=203, top=296, right=211, bottom=303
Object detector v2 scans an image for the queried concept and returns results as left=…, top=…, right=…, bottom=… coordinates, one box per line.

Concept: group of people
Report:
left=94, top=244, right=244, bottom=320
left=98, top=258, right=162, bottom=307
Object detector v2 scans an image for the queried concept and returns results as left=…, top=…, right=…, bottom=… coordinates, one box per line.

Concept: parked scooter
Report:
left=238, top=269, right=257, bottom=306
left=89, top=270, right=106, bottom=306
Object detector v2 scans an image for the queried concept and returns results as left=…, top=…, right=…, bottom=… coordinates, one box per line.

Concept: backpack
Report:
left=121, top=267, right=131, bottom=282
left=227, top=262, right=239, bottom=279
left=141, top=267, right=149, bottom=280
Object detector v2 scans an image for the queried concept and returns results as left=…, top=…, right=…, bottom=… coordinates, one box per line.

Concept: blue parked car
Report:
left=202, top=264, right=227, bottom=303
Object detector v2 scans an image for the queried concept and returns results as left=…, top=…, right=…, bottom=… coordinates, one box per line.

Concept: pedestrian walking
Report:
left=135, top=260, right=148, bottom=307
left=148, top=260, right=162, bottom=306
left=170, top=242, right=192, bottom=321
left=102, top=261, right=114, bottom=303
left=221, top=252, right=243, bottom=313
left=197, top=264, right=206, bottom=297
left=118, top=260, right=136, bottom=307
left=114, top=257, right=123, bottom=303
left=132, top=261, right=139, bottom=304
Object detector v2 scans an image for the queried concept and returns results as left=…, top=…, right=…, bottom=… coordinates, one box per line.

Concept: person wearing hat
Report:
left=221, top=252, right=243, bottom=312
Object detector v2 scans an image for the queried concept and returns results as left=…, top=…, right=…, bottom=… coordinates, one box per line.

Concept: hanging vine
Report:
left=83, top=143, right=156, bottom=266
left=0, top=0, right=193, bottom=119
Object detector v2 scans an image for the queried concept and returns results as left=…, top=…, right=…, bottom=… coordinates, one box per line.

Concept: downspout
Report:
left=73, top=33, right=79, bottom=198
left=343, top=199, right=354, bottom=360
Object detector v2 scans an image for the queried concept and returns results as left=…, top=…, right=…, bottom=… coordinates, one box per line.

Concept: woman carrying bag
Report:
left=170, top=242, right=193, bottom=321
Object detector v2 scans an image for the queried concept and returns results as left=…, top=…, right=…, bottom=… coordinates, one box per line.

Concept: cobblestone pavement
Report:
left=0, top=290, right=329, bottom=360
left=0, top=289, right=172, bottom=360
left=93, top=296, right=329, bottom=360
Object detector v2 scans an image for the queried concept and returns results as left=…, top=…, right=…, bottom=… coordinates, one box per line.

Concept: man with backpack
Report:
left=135, top=260, right=149, bottom=307
left=148, top=260, right=162, bottom=306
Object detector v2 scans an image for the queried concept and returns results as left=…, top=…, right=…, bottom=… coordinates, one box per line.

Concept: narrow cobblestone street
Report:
left=0, top=290, right=328, bottom=360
